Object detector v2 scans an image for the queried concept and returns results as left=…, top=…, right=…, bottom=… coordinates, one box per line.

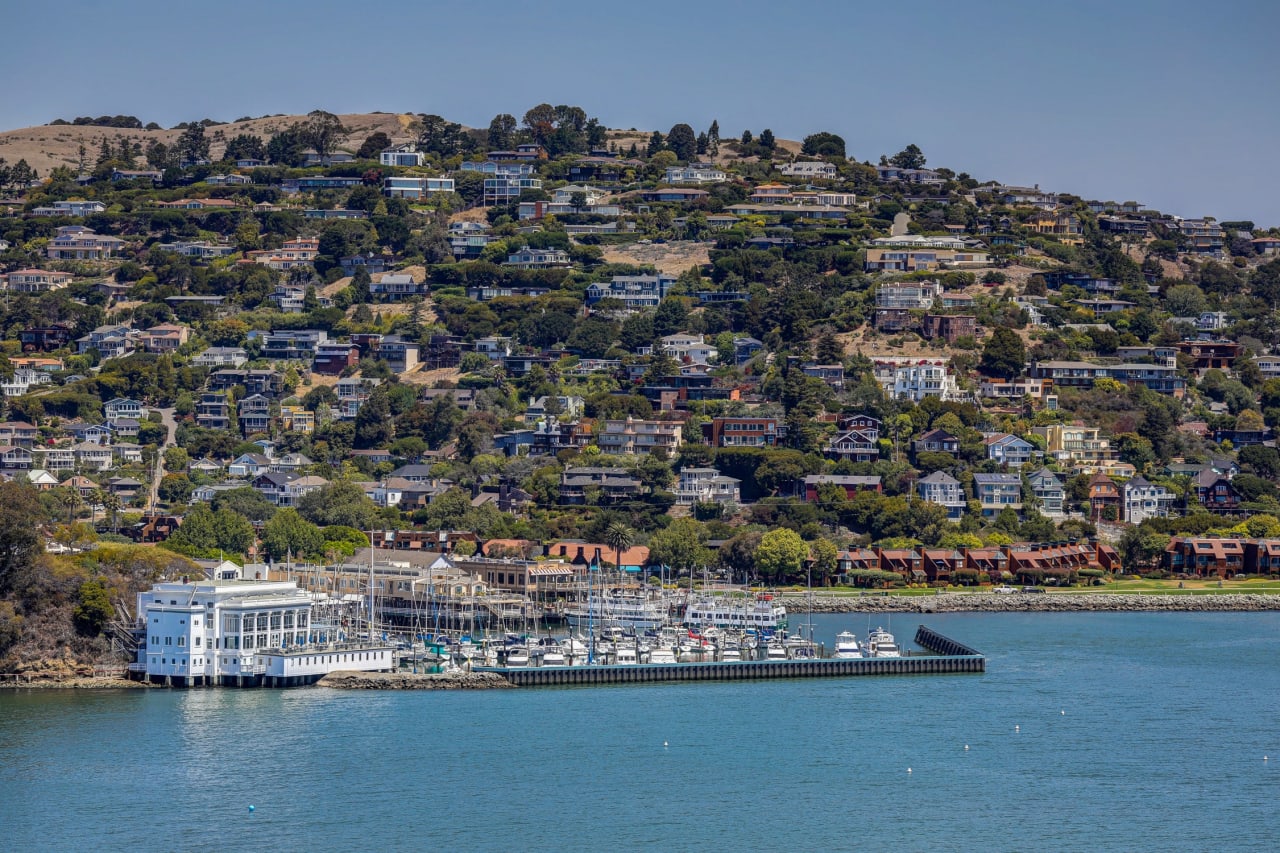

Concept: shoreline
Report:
left=776, top=592, right=1280, bottom=613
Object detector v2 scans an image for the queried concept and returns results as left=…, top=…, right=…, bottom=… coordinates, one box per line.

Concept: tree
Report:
left=646, top=130, right=666, bottom=158
left=1164, top=283, right=1207, bottom=317
left=487, top=113, right=518, bottom=150
left=211, top=487, right=277, bottom=522
left=980, top=327, right=1027, bottom=379
left=175, top=122, right=210, bottom=164
left=810, top=538, right=838, bottom=586
left=297, top=481, right=382, bottom=530
left=262, top=508, right=324, bottom=561
left=0, top=481, right=45, bottom=593
left=223, top=133, right=265, bottom=162
left=667, top=123, right=697, bottom=162
left=416, top=114, right=467, bottom=156
left=354, top=385, right=393, bottom=448
left=356, top=132, right=392, bottom=159
left=889, top=144, right=926, bottom=169
left=73, top=578, right=114, bottom=636
left=301, top=110, right=349, bottom=160
left=647, top=518, right=709, bottom=575
left=758, top=128, right=776, bottom=152
left=801, top=132, right=846, bottom=158
left=756, top=528, right=808, bottom=583
left=266, top=127, right=308, bottom=166
left=603, top=522, right=635, bottom=570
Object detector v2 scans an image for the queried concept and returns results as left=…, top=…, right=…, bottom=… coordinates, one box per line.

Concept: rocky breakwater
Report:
left=316, top=670, right=515, bottom=690
left=781, top=593, right=1280, bottom=613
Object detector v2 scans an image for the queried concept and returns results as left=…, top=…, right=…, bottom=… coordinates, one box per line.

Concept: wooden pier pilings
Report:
left=481, top=626, right=985, bottom=687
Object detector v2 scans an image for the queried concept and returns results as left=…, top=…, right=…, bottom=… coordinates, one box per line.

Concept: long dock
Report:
left=479, top=625, right=985, bottom=687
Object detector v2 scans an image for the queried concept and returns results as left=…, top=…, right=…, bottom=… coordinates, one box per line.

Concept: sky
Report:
left=5, top=0, right=1279, bottom=225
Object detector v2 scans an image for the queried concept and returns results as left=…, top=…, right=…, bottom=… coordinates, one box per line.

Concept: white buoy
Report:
left=1265, top=756, right=1269, bottom=761
left=663, top=741, right=668, bottom=748
left=907, top=767, right=912, bottom=773
left=1061, top=710, right=1066, bottom=716
left=1015, top=725, right=1020, bottom=732
left=964, top=745, right=969, bottom=751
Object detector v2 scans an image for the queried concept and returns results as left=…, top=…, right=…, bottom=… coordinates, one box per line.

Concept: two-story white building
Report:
left=133, top=575, right=393, bottom=687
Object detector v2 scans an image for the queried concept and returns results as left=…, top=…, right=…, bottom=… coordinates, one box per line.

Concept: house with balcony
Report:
left=3, top=268, right=73, bottom=293
left=585, top=273, right=676, bottom=311
left=1175, top=340, right=1243, bottom=372
left=703, top=417, right=783, bottom=448
left=208, top=369, right=282, bottom=397
left=1027, top=467, right=1066, bottom=517
left=280, top=405, right=314, bottom=435
left=504, top=246, right=571, bottom=269
left=996, top=185, right=1060, bottom=209
left=482, top=176, right=542, bottom=205
left=77, top=324, right=137, bottom=359
left=972, top=473, right=1022, bottom=517
left=237, top=395, right=272, bottom=436
left=917, top=471, right=966, bottom=520
left=1032, top=424, right=1131, bottom=475
left=824, top=426, right=879, bottom=463
left=311, top=341, right=359, bottom=376
left=875, top=166, right=945, bottom=184
left=596, top=418, right=683, bottom=455
left=1178, top=218, right=1225, bottom=256
left=74, top=442, right=114, bottom=472
left=383, top=176, right=455, bottom=199
left=46, top=225, right=125, bottom=260
left=1162, top=537, right=1244, bottom=577
left=664, top=164, right=727, bottom=184
left=29, top=199, right=107, bottom=217
left=195, top=392, right=232, bottom=430
left=336, top=377, right=380, bottom=419
left=984, top=433, right=1037, bottom=468
left=261, top=329, right=328, bottom=361
left=1123, top=476, right=1175, bottom=524
left=1028, top=360, right=1185, bottom=396
left=676, top=467, right=741, bottom=505
left=912, top=428, right=961, bottom=456
left=378, top=145, right=424, bottom=167
left=1194, top=470, right=1243, bottom=516
left=377, top=336, right=420, bottom=372
left=1088, top=473, right=1121, bottom=520
left=104, top=398, right=146, bottom=420
left=887, top=363, right=965, bottom=402
left=778, top=161, right=838, bottom=179
left=191, top=346, right=248, bottom=369
left=0, top=445, right=33, bottom=471
left=558, top=467, right=645, bottom=505
left=141, top=323, right=190, bottom=355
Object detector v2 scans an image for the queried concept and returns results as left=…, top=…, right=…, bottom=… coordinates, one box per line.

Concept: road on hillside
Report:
left=149, top=407, right=178, bottom=510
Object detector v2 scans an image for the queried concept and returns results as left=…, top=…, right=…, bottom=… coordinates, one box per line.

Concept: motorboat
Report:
left=615, top=646, right=639, bottom=665
left=505, top=645, right=530, bottom=667
left=563, top=590, right=671, bottom=631
left=833, top=631, right=863, bottom=659
left=865, top=627, right=901, bottom=658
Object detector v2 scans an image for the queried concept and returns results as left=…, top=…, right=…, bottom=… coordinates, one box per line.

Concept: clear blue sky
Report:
left=6, top=0, right=1278, bottom=225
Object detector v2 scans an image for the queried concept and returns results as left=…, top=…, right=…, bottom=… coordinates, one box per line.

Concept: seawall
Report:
left=316, top=670, right=515, bottom=690
left=778, top=592, right=1280, bottom=613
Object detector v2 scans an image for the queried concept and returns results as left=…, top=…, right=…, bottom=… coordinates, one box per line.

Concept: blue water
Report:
left=3, top=613, right=1279, bottom=852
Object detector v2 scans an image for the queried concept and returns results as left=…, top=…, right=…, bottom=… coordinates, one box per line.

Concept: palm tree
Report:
left=102, top=492, right=122, bottom=534
left=603, top=522, right=634, bottom=572
left=61, top=487, right=81, bottom=526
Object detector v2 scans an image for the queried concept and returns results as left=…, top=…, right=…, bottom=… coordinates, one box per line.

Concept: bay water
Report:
left=2, top=612, right=1278, bottom=852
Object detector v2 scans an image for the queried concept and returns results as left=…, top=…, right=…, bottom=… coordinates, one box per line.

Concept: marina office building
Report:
left=132, top=574, right=392, bottom=687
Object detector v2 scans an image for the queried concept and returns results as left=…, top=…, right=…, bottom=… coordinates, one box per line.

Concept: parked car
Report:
left=992, top=585, right=1018, bottom=594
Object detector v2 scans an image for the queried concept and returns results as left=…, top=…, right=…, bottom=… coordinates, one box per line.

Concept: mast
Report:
left=368, top=530, right=376, bottom=642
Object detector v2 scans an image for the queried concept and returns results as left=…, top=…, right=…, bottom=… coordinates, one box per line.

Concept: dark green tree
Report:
left=801, top=132, right=846, bottom=158
left=980, top=327, right=1027, bottom=379
left=301, top=110, right=349, bottom=160
left=889, top=144, right=926, bottom=169
left=667, top=123, right=697, bottom=161
left=646, top=130, right=666, bottom=158
left=356, top=132, right=392, bottom=159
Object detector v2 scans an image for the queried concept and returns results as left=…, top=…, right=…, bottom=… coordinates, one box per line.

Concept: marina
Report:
left=476, top=625, right=984, bottom=686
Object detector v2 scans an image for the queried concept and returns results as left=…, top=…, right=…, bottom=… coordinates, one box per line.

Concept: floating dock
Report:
left=479, top=625, right=985, bottom=687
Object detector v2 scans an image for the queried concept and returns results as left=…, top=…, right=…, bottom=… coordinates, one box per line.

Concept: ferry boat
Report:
left=683, top=595, right=787, bottom=630
left=833, top=631, right=863, bottom=659
left=865, top=627, right=901, bottom=658
left=563, top=591, right=670, bottom=631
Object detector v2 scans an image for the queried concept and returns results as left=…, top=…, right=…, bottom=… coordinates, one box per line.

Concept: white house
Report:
left=104, top=398, right=147, bottom=420
left=1123, top=476, right=1175, bottom=524
left=380, top=145, right=425, bottom=168
left=777, top=161, right=838, bottom=179
left=916, top=471, right=966, bottom=520
left=133, top=577, right=393, bottom=686
left=676, top=467, right=741, bottom=505
left=664, top=164, right=726, bottom=184
left=888, top=363, right=964, bottom=402
left=659, top=333, right=717, bottom=365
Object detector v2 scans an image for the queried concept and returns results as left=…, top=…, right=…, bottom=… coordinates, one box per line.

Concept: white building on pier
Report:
left=133, top=573, right=393, bottom=686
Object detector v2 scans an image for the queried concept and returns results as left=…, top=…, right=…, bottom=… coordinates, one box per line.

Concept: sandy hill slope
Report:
left=0, top=113, right=420, bottom=176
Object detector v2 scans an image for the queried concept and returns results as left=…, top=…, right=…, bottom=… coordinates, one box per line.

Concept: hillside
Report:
left=0, top=113, right=420, bottom=176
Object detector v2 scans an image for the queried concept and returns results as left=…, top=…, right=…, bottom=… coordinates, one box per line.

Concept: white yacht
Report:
left=505, top=646, right=530, bottom=667
left=833, top=631, right=863, bottom=659
left=865, top=627, right=901, bottom=658
left=684, top=595, right=787, bottom=631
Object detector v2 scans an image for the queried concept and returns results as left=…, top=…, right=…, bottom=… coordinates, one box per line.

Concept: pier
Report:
left=480, top=625, right=984, bottom=687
